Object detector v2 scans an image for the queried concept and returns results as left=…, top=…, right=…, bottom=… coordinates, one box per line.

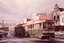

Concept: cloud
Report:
left=0, top=0, right=63, bottom=24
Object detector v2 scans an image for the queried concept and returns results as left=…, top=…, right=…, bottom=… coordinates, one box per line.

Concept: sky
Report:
left=0, top=0, right=64, bottom=24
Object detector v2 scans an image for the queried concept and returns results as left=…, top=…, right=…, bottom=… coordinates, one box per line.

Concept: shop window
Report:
left=32, top=25, right=34, bottom=28
left=43, top=23, right=46, bottom=29
left=54, top=16, right=56, bottom=21
left=28, top=25, right=32, bottom=29
left=39, top=23, right=42, bottom=28
left=62, top=18, right=64, bottom=23
left=57, top=15, right=60, bottom=21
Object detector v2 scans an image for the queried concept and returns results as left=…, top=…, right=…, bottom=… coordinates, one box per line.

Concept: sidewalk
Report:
left=51, top=38, right=64, bottom=42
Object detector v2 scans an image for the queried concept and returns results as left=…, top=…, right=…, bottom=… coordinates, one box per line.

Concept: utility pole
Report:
left=2, top=19, right=4, bottom=27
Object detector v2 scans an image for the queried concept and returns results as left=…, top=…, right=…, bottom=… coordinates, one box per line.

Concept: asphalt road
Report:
left=0, top=38, right=64, bottom=43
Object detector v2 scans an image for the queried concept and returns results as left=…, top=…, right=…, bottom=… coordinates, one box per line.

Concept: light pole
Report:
left=2, top=19, right=4, bottom=27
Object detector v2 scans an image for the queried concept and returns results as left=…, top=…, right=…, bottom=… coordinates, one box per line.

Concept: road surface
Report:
left=0, top=37, right=64, bottom=43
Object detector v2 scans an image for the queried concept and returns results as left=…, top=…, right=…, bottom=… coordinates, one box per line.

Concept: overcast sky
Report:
left=0, top=0, right=64, bottom=24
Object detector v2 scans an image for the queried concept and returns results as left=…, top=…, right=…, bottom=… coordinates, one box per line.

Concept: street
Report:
left=0, top=38, right=64, bottom=43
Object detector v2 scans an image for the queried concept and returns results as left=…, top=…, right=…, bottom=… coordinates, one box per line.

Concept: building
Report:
left=53, top=4, right=64, bottom=31
left=23, top=4, right=64, bottom=32
left=23, top=13, right=54, bottom=31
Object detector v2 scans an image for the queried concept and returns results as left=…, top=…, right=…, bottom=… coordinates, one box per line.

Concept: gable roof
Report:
left=39, top=13, right=53, bottom=20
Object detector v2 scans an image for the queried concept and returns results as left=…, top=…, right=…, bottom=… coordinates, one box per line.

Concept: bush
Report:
left=26, top=29, right=43, bottom=38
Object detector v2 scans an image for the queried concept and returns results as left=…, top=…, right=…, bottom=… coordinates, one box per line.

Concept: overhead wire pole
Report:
left=0, top=16, right=5, bottom=28
left=2, top=19, right=4, bottom=27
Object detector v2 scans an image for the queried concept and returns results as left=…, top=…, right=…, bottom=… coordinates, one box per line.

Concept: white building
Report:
left=58, top=11, right=64, bottom=26
left=53, top=4, right=64, bottom=31
left=23, top=13, right=53, bottom=31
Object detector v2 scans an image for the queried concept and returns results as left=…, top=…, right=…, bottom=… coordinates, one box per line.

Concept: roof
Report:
left=23, top=20, right=45, bottom=26
left=58, top=8, right=64, bottom=11
left=54, top=4, right=64, bottom=12
left=39, top=13, right=53, bottom=20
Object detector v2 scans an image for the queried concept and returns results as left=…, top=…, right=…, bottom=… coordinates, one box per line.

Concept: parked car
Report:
left=0, top=30, right=8, bottom=37
left=40, top=31, right=55, bottom=39
left=55, top=31, right=64, bottom=38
